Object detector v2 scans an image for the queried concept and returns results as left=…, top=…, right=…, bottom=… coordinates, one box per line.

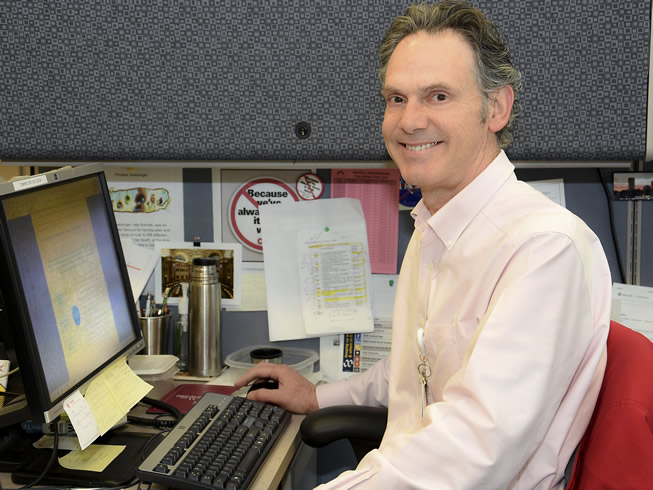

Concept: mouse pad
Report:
left=11, top=430, right=159, bottom=487
left=147, top=383, right=237, bottom=414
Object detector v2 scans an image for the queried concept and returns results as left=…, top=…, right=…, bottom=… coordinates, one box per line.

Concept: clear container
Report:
left=225, top=346, right=318, bottom=378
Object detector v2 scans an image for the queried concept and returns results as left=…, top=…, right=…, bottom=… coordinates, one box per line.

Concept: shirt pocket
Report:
left=423, top=321, right=456, bottom=355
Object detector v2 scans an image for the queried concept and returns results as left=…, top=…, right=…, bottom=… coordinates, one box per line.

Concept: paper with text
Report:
left=59, top=444, right=126, bottom=472
left=331, top=169, right=400, bottom=274
left=298, top=229, right=373, bottom=336
left=105, top=167, right=186, bottom=250
left=121, top=238, right=159, bottom=302
left=612, top=283, right=653, bottom=341
left=320, top=274, right=398, bottom=381
left=63, top=390, right=100, bottom=451
left=85, top=357, right=152, bottom=436
left=261, top=198, right=374, bottom=340
left=224, top=262, right=267, bottom=312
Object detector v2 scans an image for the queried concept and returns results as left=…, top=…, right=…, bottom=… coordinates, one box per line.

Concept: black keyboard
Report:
left=136, top=392, right=290, bottom=490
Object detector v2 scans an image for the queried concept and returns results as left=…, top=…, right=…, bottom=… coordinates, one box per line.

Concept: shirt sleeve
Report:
left=319, top=233, right=610, bottom=489
left=316, top=356, right=391, bottom=408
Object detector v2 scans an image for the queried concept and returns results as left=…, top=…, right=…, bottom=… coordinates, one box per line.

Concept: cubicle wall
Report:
left=0, top=1, right=650, bottom=162
left=1, top=2, right=651, bottom=349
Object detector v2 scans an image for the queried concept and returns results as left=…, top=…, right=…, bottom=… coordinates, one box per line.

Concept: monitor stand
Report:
left=10, top=429, right=162, bottom=488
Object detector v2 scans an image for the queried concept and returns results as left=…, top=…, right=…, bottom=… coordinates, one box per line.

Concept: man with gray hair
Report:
left=236, top=1, right=611, bottom=487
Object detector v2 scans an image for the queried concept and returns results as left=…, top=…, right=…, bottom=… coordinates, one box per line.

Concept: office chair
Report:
left=300, top=321, right=653, bottom=488
left=299, top=405, right=387, bottom=462
left=566, top=320, right=653, bottom=489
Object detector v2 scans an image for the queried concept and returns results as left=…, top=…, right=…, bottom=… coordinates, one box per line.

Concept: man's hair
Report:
left=379, top=0, right=522, bottom=148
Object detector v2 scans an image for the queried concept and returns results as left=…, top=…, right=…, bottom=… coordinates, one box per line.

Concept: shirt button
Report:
left=445, top=240, right=453, bottom=248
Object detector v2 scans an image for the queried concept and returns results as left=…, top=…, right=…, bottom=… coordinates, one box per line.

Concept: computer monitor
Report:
left=0, top=164, right=144, bottom=427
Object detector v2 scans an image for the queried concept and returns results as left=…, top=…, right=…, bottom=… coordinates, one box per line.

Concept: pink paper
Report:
left=331, top=169, right=400, bottom=274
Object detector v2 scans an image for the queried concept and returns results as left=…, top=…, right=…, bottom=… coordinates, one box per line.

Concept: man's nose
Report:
left=398, top=100, right=429, bottom=133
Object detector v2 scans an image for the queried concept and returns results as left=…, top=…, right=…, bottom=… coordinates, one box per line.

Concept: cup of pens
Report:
left=139, top=293, right=171, bottom=355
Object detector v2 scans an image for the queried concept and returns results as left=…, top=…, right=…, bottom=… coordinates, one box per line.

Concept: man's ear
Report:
left=487, top=85, right=514, bottom=133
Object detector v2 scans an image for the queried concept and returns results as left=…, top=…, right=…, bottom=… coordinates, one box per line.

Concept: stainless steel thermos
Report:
left=189, top=257, right=222, bottom=377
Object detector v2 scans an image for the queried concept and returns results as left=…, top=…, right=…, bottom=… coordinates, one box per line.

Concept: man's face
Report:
left=381, top=30, right=501, bottom=209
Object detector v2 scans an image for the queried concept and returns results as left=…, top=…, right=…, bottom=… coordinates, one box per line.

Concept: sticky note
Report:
left=63, top=390, right=100, bottom=451
left=59, top=444, right=126, bottom=472
left=85, top=357, right=153, bottom=435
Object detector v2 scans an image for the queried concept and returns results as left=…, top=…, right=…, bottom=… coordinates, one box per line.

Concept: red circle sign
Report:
left=228, top=177, right=299, bottom=252
left=296, top=173, right=324, bottom=200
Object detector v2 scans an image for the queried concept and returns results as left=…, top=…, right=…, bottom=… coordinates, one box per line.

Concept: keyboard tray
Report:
left=136, top=392, right=290, bottom=489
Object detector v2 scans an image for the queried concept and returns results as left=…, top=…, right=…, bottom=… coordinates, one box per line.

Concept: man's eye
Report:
left=387, top=96, right=404, bottom=104
left=432, top=94, right=447, bottom=102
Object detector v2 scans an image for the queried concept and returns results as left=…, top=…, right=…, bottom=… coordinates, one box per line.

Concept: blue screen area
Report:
left=8, top=215, right=70, bottom=392
left=87, top=193, right=133, bottom=343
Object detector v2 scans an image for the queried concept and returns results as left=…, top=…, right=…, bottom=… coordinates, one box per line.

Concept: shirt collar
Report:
left=411, top=150, right=515, bottom=250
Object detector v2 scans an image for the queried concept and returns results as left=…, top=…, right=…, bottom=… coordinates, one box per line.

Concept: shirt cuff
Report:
left=316, top=378, right=354, bottom=408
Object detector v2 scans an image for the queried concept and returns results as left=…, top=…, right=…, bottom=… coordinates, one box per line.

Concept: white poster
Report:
left=260, top=198, right=374, bottom=341
left=105, top=167, right=185, bottom=249
left=612, top=283, right=653, bottom=341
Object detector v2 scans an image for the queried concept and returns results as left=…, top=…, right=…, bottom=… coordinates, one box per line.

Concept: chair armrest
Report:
left=299, top=405, right=388, bottom=448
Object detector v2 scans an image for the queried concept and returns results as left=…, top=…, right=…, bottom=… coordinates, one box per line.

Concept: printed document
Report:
left=260, top=198, right=374, bottom=341
left=612, top=283, right=653, bottom=341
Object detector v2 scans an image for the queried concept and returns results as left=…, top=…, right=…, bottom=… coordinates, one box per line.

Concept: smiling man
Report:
left=235, top=1, right=612, bottom=488
left=381, top=28, right=513, bottom=214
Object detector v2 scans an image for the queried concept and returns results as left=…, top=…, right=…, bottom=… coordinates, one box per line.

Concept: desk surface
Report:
left=0, top=373, right=305, bottom=489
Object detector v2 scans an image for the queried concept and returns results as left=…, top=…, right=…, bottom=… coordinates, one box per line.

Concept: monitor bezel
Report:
left=0, top=164, right=144, bottom=424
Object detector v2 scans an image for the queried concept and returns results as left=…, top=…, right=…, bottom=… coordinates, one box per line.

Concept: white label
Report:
left=12, top=175, right=48, bottom=191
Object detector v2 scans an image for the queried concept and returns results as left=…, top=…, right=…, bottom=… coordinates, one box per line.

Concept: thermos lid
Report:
left=192, top=257, right=218, bottom=266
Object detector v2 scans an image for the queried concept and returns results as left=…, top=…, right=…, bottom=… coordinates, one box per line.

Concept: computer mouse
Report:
left=247, top=379, right=279, bottom=394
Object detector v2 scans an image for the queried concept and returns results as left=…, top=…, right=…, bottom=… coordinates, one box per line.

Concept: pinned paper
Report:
left=63, top=390, right=100, bottom=451
left=121, top=239, right=159, bottom=303
left=612, top=283, right=653, bottom=341
left=298, top=229, right=373, bottom=336
left=260, top=198, right=374, bottom=341
left=320, top=274, right=398, bottom=381
left=59, top=444, right=126, bottom=472
left=331, top=168, right=400, bottom=274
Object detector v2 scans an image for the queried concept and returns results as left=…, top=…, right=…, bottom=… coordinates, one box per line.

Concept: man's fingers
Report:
left=233, top=363, right=285, bottom=388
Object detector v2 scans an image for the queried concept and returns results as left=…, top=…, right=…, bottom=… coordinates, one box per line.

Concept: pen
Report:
left=162, top=287, right=170, bottom=315
left=144, top=293, right=152, bottom=317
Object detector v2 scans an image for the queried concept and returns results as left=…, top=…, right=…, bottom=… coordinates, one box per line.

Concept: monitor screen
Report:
left=0, top=164, right=144, bottom=425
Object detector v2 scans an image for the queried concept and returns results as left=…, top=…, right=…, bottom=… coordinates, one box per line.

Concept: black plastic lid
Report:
left=192, top=257, right=218, bottom=266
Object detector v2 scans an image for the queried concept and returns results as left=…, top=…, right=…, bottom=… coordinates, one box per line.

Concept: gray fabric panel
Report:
left=0, top=1, right=649, bottom=162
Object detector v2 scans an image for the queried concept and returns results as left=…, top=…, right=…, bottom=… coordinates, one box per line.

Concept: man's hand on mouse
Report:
left=233, top=363, right=319, bottom=415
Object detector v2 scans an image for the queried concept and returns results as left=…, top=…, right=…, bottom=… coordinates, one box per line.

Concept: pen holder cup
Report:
left=139, top=314, right=171, bottom=355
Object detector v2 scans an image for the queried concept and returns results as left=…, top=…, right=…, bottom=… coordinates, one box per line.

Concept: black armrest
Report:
left=299, top=405, right=388, bottom=453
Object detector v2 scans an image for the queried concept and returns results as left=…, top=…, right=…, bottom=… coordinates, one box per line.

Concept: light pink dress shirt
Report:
left=316, top=151, right=611, bottom=489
